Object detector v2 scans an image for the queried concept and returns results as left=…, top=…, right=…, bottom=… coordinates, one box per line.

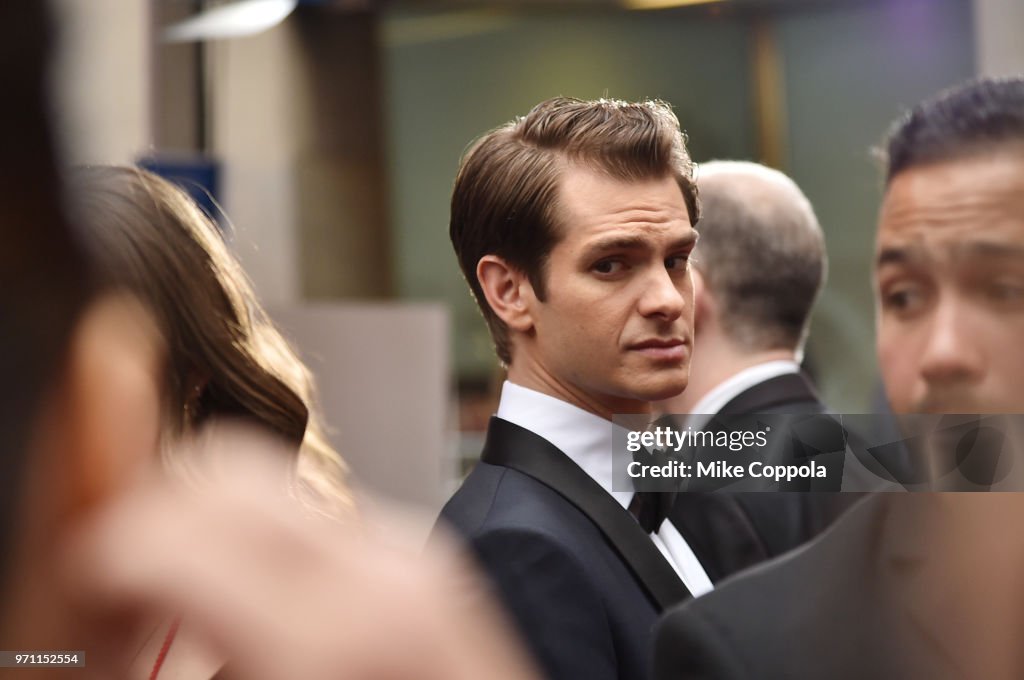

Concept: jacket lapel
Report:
left=480, top=416, right=691, bottom=610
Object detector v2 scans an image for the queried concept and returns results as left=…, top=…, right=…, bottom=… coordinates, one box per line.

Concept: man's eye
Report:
left=665, top=255, right=690, bottom=271
left=593, top=260, right=625, bottom=275
left=989, top=281, right=1024, bottom=303
left=882, top=286, right=925, bottom=313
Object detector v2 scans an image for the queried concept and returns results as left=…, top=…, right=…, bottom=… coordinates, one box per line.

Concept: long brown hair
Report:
left=68, top=165, right=351, bottom=516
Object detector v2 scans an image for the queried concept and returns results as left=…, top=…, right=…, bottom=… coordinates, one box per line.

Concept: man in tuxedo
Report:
left=657, top=161, right=862, bottom=583
left=654, top=77, right=1024, bottom=679
left=436, top=97, right=709, bottom=680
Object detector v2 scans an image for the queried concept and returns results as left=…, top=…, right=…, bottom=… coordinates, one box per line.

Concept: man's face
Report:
left=875, top=151, right=1024, bottom=414
left=521, top=165, right=697, bottom=416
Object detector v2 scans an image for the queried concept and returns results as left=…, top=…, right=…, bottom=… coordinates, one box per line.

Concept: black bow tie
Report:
left=628, top=490, right=676, bottom=534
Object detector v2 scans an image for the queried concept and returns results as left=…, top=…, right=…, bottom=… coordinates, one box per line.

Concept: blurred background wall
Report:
left=381, top=0, right=977, bottom=413
left=50, top=0, right=1024, bottom=508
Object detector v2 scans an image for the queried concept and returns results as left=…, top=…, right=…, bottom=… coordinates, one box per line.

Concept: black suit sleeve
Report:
left=734, top=492, right=867, bottom=559
left=471, top=527, right=618, bottom=680
left=654, top=605, right=749, bottom=680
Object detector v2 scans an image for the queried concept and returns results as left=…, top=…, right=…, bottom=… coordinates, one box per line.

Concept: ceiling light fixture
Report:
left=163, top=0, right=299, bottom=42
left=624, top=0, right=724, bottom=11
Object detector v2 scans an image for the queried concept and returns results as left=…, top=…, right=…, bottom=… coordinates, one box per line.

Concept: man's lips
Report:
left=628, top=338, right=688, bottom=361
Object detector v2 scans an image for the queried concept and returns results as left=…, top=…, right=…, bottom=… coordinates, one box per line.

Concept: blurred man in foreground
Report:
left=654, top=77, right=1024, bottom=680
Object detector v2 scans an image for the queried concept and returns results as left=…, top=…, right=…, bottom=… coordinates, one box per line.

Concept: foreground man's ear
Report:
left=477, top=255, right=537, bottom=333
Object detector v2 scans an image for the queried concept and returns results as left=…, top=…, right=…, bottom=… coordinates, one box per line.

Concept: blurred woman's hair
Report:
left=68, top=165, right=351, bottom=516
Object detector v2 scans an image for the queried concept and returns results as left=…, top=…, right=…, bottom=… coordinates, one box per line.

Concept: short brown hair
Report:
left=450, top=97, right=699, bottom=365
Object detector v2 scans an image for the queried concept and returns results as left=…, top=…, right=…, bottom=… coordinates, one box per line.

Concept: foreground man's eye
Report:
left=988, top=281, right=1024, bottom=304
left=880, top=282, right=928, bottom=316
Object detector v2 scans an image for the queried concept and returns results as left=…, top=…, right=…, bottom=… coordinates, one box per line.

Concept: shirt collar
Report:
left=495, top=380, right=633, bottom=508
left=688, top=360, right=801, bottom=418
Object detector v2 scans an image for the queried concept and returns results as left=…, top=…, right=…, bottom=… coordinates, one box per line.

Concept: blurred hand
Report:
left=61, top=422, right=538, bottom=680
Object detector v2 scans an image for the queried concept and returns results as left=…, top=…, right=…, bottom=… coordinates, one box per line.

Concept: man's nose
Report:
left=918, top=298, right=986, bottom=387
left=638, top=266, right=688, bottom=321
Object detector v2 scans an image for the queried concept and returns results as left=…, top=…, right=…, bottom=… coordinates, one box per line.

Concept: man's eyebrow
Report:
left=876, top=240, right=1024, bottom=268
left=581, top=231, right=698, bottom=257
left=957, top=240, right=1024, bottom=260
left=876, top=246, right=917, bottom=268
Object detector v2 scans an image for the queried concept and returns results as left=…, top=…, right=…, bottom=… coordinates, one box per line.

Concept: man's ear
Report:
left=477, top=255, right=537, bottom=333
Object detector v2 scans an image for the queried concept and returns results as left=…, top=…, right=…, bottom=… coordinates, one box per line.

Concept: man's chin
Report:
left=913, top=396, right=1024, bottom=415
left=626, top=375, right=689, bottom=403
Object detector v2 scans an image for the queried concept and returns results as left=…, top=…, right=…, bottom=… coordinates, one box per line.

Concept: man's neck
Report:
left=505, top=364, right=651, bottom=422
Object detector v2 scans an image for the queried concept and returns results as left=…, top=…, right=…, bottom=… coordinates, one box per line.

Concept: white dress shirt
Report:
left=496, top=380, right=714, bottom=597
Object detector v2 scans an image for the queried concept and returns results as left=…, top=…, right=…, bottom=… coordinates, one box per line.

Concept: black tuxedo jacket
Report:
left=668, top=373, right=865, bottom=583
left=435, top=416, right=689, bottom=680
left=654, top=495, right=961, bottom=680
